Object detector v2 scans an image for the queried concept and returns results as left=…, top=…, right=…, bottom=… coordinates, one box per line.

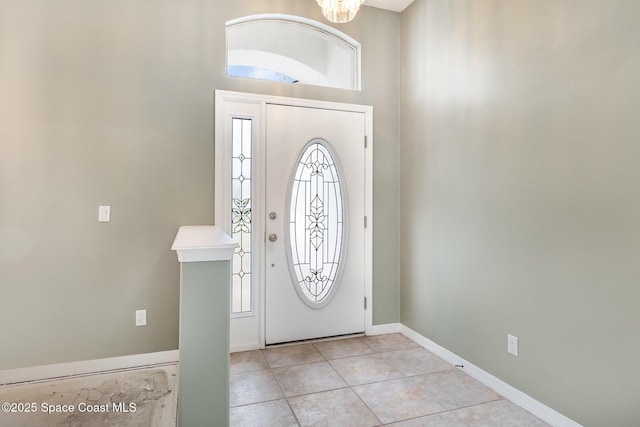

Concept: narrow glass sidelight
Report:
left=231, top=118, right=252, bottom=313
left=287, top=139, right=347, bottom=308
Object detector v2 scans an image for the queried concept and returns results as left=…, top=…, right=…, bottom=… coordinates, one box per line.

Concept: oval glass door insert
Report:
left=287, top=139, right=347, bottom=308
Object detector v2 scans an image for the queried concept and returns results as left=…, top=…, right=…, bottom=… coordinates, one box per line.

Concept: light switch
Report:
left=136, top=309, right=147, bottom=326
left=508, top=334, right=519, bottom=357
left=98, top=206, right=111, bottom=222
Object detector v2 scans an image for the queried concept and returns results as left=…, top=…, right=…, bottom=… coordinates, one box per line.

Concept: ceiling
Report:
left=364, top=0, right=415, bottom=13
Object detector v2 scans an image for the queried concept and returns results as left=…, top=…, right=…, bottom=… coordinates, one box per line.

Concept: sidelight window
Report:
left=231, top=118, right=252, bottom=314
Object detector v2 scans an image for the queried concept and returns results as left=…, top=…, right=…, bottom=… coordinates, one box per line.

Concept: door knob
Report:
left=268, top=233, right=278, bottom=242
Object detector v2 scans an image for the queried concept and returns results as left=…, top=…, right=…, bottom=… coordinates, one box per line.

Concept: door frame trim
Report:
left=215, top=90, right=373, bottom=350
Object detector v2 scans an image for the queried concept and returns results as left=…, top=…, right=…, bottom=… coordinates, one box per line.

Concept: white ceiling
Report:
left=364, top=0, right=415, bottom=13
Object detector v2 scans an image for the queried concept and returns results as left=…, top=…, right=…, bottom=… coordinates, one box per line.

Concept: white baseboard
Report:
left=400, top=325, right=581, bottom=427
left=0, top=350, right=180, bottom=386
left=367, top=322, right=402, bottom=336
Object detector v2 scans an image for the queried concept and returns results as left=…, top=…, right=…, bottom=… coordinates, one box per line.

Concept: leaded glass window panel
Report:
left=287, top=139, right=346, bottom=307
left=231, top=118, right=252, bottom=314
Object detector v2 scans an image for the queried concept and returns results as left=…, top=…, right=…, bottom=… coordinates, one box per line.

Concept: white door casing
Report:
left=215, top=91, right=373, bottom=351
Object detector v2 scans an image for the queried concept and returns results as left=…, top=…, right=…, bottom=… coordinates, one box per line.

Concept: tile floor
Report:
left=230, top=334, right=550, bottom=427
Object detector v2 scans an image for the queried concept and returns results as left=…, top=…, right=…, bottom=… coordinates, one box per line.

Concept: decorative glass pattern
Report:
left=231, top=118, right=252, bottom=313
left=288, top=140, right=345, bottom=306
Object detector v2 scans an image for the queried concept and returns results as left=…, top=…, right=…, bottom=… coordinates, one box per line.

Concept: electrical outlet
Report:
left=136, top=310, right=147, bottom=327
left=508, top=334, right=519, bottom=357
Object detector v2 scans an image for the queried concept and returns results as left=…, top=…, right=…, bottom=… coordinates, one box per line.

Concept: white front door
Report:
left=265, top=104, right=366, bottom=344
left=215, top=91, right=372, bottom=351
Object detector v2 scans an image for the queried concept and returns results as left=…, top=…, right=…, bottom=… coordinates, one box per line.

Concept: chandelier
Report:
left=316, top=0, right=365, bottom=23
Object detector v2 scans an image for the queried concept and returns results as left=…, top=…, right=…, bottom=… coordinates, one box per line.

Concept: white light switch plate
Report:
left=136, top=310, right=147, bottom=327
left=508, top=334, right=519, bottom=357
left=98, top=206, right=111, bottom=222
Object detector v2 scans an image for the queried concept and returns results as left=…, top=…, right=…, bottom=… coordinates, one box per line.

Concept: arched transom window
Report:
left=226, top=14, right=361, bottom=91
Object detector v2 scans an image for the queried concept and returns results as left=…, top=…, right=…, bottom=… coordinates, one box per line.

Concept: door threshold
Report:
left=265, top=332, right=365, bottom=348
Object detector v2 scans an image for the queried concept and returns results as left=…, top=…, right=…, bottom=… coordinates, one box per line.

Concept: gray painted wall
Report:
left=400, top=1, right=640, bottom=425
left=0, top=0, right=400, bottom=370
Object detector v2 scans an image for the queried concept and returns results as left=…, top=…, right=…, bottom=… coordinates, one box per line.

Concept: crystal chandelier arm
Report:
left=317, top=0, right=365, bottom=24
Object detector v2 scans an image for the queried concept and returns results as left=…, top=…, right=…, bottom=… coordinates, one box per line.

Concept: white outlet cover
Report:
left=508, top=334, right=519, bottom=357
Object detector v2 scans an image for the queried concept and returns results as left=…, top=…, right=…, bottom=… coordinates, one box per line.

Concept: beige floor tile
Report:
left=313, top=337, right=374, bottom=360
left=353, top=377, right=446, bottom=424
left=329, top=354, right=403, bottom=386
left=288, top=387, right=381, bottom=427
left=264, top=344, right=325, bottom=368
left=452, top=399, right=551, bottom=427
left=230, top=350, right=269, bottom=374
left=381, top=347, right=453, bottom=376
left=230, top=399, right=298, bottom=427
left=230, top=370, right=284, bottom=407
left=412, top=369, right=502, bottom=410
left=0, top=335, right=552, bottom=427
left=273, top=361, right=347, bottom=397
left=386, top=411, right=469, bottom=426
left=364, top=333, right=419, bottom=353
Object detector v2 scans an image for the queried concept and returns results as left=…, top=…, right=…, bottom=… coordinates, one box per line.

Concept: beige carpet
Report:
left=0, top=365, right=177, bottom=427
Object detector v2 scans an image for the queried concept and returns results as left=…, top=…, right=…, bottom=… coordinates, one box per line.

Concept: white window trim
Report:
left=226, top=14, right=362, bottom=91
